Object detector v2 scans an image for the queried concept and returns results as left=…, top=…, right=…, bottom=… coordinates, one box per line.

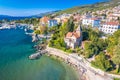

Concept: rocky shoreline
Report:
left=30, top=37, right=86, bottom=80
left=45, top=47, right=113, bottom=80
left=45, top=53, right=87, bottom=80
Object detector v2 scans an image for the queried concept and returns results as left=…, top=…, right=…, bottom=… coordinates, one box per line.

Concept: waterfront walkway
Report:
left=46, top=47, right=120, bottom=80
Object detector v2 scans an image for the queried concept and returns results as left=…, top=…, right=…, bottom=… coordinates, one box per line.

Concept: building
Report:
left=107, top=14, right=119, bottom=21
left=82, top=18, right=101, bottom=28
left=48, top=19, right=58, bottom=27
left=40, top=16, right=50, bottom=25
left=99, top=22, right=120, bottom=34
left=60, top=13, right=72, bottom=19
left=54, top=13, right=72, bottom=24
left=64, top=25, right=82, bottom=49
left=54, top=16, right=61, bottom=23
left=73, top=14, right=82, bottom=25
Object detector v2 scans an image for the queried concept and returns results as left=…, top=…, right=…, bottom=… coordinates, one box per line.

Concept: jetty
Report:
left=29, top=50, right=48, bottom=60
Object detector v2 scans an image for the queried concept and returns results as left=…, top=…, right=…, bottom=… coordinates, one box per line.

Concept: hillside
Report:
left=55, top=0, right=120, bottom=15
left=0, top=10, right=60, bottom=20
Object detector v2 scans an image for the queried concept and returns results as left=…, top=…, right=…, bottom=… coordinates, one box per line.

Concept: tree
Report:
left=92, top=52, right=113, bottom=71
left=40, top=25, right=48, bottom=35
left=60, top=22, right=68, bottom=37
left=66, top=16, right=75, bottom=32
left=112, top=44, right=120, bottom=73
left=34, top=30, right=40, bottom=34
left=84, top=42, right=95, bottom=58
left=107, top=30, right=120, bottom=56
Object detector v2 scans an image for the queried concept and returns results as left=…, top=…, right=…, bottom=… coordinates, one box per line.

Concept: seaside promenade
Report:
left=46, top=47, right=119, bottom=80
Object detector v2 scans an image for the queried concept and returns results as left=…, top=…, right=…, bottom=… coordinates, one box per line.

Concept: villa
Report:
left=64, top=25, right=82, bottom=49
left=107, top=14, right=119, bottom=21
left=54, top=16, right=61, bottom=23
left=48, top=19, right=58, bottom=27
left=82, top=17, right=101, bottom=28
left=54, top=14, right=72, bottom=24
left=40, top=16, right=50, bottom=25
left=99, top=22, right=120, bottom=34
left=60, top=13, right=72, bottom=19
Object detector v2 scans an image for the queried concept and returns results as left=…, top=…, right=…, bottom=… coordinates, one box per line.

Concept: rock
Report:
left=29, top=50, right=48, bottom=60
left=32, top=34, right=38, bottom=42
left=29, top=52, right=42, bottom=60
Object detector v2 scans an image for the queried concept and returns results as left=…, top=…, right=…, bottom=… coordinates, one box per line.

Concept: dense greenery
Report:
left=34, top=30, right=41, bottom=34
left=86, top=29, right=120, bottom=73
left=66, top=16, right=75, bottom=32
left=82, top=27, right=108, bottom=58
left=91, top=52, right=113, bottom=71
left=48, top=17, right=75, bottom=53
left=114, top=78, right=120, bottom=80
left=84, top=39, right=108, bottom=58
left=106, top=30, right=120, bottom=73
left=55, top=0, right=120, bottom=16
left=34, top=25, right=48, bottom=35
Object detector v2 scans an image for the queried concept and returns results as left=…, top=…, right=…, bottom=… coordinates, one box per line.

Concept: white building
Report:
left=82, top=18, right=101, bottom=28
left=54, top=16, right=61, bottom=23
left=60, top=13, right=72, bottom=19
left=48, top=19, right=58, bottom=27
left=64, top=25, right=82, bottom=49
left=99, top=22, right=120, bottom=34
left=54, top=13, right=72, bottom=23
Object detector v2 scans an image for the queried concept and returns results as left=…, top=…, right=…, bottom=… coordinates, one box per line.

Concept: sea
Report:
left=0, top=28, right=79, bottom=80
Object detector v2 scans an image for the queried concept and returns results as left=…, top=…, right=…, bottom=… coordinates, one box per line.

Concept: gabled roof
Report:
left=66, top=25, right=81, bottom=39
left=105, top=22, right=120, bottom=26
left=66, top=32, right=80, bottom=39
left=40, top=16, right=50, bottom=23
left=66, top=32, right=73, bottom=37
left=83, top=17, right=100, bottom=20
left=90, top=18, right=100, bottom=20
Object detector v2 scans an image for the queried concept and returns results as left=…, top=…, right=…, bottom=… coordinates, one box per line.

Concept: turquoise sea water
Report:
left=0, top=28, right=79, bottom=80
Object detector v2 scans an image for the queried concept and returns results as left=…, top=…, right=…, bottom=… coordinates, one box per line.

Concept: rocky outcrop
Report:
left=29, top=50, right=48, bottom=60
left=32, top=34, right=38, bottom=42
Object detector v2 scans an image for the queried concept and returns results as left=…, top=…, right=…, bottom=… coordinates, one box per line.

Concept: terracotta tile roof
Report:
left=73, top=32, right=80, bottom=38
left=40, top=16, right=50, bottom=23
left=105, top=22, right=120, bottom=25
left=90, top=18, right=100, bottom=20
left=83, top=17, right=100, bottom=20
left=66, top=32, right=73, bottom=37
left=66, top=32, right=80, bottom=39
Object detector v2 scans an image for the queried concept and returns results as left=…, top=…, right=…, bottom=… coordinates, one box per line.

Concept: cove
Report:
left=0, top=28, right=79, bottom=80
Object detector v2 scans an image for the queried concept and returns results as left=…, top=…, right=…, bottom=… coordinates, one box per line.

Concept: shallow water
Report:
left=0, top=28, right=79, bottom=80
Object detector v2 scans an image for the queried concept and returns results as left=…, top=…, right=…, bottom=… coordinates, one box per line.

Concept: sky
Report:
left=0, top=0, right=107, bottom=16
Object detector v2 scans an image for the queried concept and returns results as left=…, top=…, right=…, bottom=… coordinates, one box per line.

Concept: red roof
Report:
left=73, top=32, right=80, bottom=38
left=105, top=22, right=120, bottom=25
left=66, top=32, right=73, bottom=37
left=91, top=18, right=100, bottom=20
left=40, top=16, right=50, bottom=23
left=66, top=32, right=80, bottom=39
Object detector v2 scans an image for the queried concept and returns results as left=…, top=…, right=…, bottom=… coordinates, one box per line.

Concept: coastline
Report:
left=31, top=27, right=120, bottom=80
left=47, top=54, right=86, bottom=80
left=45, top=46, right=113, bottom=80
left=45, top=47, right=89, bottom=80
